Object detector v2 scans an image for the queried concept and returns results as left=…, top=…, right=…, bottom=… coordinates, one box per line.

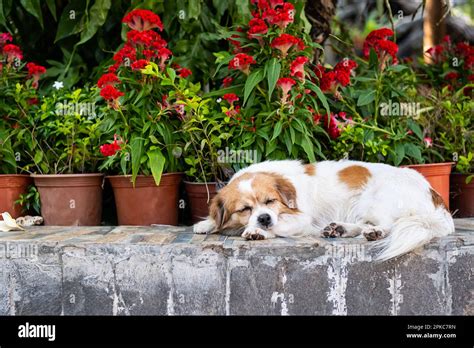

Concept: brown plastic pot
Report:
left=404, top=162, right=454, bottom=209
left=108, top=173, right=182, bottom=226
left=0, top=175, right=32, bottom=218
left=450, top=173, right=474, bottom=217
left=184, top=181, right=219, bottom=224
left=31, top=174, right=104, bottom=226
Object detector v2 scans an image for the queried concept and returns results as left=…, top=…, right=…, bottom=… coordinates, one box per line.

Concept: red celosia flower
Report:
left=264, top=3, right=295, bottom=30
left=445, top=72, right=460, bottom=80
left=97, top=73, right=120, bottom=88
left=126, top=30, right=166, bottom=48
left=157, top=47, right=172, bottom=69
left=229, top=53, right=256, bottom=75
left=225, top=105, right=241, bottom=118
left=2, top=44, right=23, bottom=63
left=223, top=77, right=233, bottom=87
left=178, top=67, right=192, bottom=78
left=423, top=137, right=433, bottom=148
left=223, top=93, right=239, bottom=105
left=316, top=59, right=356, bottom=94
left=248, top=18, right=268, bottom=41
left=228, top=27, right=245, bottom=53
left=426, top=45, right=444, bottom=63
left=290, top=56, right=309, bottom=80
left=251, top=0, right=270, bottom=11
left=131, top=59, right=149, bottom=70
left=27, top=98, right=39, bottom=105
left=113, top=44, right=137, bottom=66
left=315, top=113, right=342, bottom=139
left=363, top=28, right=398, bottom=64
left=277, top=77, right=296, bottom=103
left=271, top=34, right=299, bottom=57
left=122, top=9, right=163, bottom=32
left=100, top=135, right=123, bottom=157
left=26, top=62, right=46, bottom=89
left=100, top=85, right=124, bottom=101
left=0, top=32, right=12, bottom=47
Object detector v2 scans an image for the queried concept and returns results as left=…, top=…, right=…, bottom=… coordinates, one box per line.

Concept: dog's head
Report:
left=209, top=172, right=299, bottom=233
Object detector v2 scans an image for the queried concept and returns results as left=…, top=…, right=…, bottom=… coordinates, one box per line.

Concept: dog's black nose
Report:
left=257, top=213, right=272, bottom=227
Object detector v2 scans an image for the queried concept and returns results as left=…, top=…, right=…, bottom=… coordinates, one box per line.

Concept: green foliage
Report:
left=15, top=185, right=41, bottom=215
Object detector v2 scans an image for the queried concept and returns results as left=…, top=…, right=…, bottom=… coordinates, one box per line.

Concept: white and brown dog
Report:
left=193, top=160, right=454, bottom=260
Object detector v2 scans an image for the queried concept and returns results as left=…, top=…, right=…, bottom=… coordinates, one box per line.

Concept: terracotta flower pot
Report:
left=0, top=174, right=32, bottom=219
left=108, top=173, right=182, bottom=226
left=450, top=173, right=474, bottom=217
left=404, top=162, right=454, bottom=209
left=184, top=181, right=219, bottom=224
left=31, top=174, right=104, bottom=226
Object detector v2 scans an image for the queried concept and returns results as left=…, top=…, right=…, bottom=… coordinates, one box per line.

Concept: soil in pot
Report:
left=184, top=181, right=218, bottom=224
left=108, top=173, right=182, bottom=226
left=0, top=175, right=32, bottom=219
left=450, top=173, right=474, bottom=217
left=31, top=174, right=103, bottom=226
left=404, top=163, right=454, bottom=209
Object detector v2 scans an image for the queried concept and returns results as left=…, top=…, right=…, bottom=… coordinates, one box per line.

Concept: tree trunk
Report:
left=305, top=0, right=338, bottom=61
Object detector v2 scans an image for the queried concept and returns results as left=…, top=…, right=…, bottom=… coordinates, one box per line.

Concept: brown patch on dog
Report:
left=430, top=188, right=446, bottom=209
left=304, top=164, right=316, bottom=176
left=338, top=165, right=371, bottom=189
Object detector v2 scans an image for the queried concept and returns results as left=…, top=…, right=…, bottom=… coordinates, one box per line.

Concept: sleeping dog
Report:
left=193, top=160, right=454, bottom=260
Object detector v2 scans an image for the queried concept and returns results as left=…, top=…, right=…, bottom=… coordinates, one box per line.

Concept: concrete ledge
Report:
left=0, top=220, right=473, bottom=315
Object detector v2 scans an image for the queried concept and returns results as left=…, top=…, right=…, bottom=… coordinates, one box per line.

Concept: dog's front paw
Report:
left=193, top=219, right=216, bottom=234
left=242, top=228, right=267, bottom=240
left=321, top=222, right=346, bottom=238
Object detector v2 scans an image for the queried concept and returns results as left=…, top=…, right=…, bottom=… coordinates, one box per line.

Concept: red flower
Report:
left=223, top=93, right=239, bottom=105
left=0, top=32, right=12, bottom=46
left=223, top=76, right=233, bottom=87
left=97, top=73, right=120, bottom=88
left=2, top=44, right=23, bottom=63
left=423, top=137, right=433, bottom=148
left=316, top=59, right=356, bottom=93
left=271, top=34, right=299, bottom=57
left=122, top=9, right=163, bottom=32
left=228, top=27, right=245, bottom=53
left=363, top=28, right=398, bottom=64
left=113, top=44, right=137, bottom=66
left=248, top=18, right=268, bottom=41
left=27, top=98, right=39, bottom=105
left=290, top=56, right=309, bottom=80
left=26, top=62, right=46, bottom=89
left=131, top=59, right=149, bottom=70
left=229, top=53, right=256, bottom=75
left=445, top=72, right=460, bottom=80
left=277, top=77, right=296, bottom=103
left=178, top=67, right=192, bottom=78
left=126, top=30, right=166, bottom=48
left=100, top=135, right=123, bottom=157
left=315, top=113, right=341, bottom=139
left=100, top=85, right=124, bottom=101
left=264, top=3, right=295, bottom=30
left=157, top=47, right=172, bottom=69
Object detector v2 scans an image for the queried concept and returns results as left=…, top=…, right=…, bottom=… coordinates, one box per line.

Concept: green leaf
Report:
left=54, top=0, right=87, bottom=43
left=0, top=0, right=12, bottom=27
left=357, top=90, right=376, bottom=106
left=148, top=149, right=166, bottom=186
left=407, top=119, right=423, bottom=141
left=244, top=69, right=264, bottom=105
left=271, top=121, right=283, bottom=141
left=266, top=58, right=281, bottom=100
left=394, top=143, right=405, bottom=166
left=306, top=81, right=330, bottom=116
left=301, top=135, right=316, bottom=163
left=46, top=0, right=57, bottom=21
left=188, top=0, right=201, bottom=20
left=130, top=138, right=144, bottom=185
left=405, top=143, right=423, bottom=163
left=34, top=151, right=43, bottom=164
left=75, top=0, right=111, bottom=47
left=20, top=0, right=43, bottom=28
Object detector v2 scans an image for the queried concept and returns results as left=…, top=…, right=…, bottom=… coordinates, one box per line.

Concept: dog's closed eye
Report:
left=236, top=206, right=252, bottom=213
left=264, top=199, right=276, bottom=205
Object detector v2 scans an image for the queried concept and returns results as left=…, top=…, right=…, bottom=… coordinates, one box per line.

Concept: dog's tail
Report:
left=373, top=207, right=455, bottom=261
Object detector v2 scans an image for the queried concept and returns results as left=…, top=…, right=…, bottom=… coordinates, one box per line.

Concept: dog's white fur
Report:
left=194, top=160, right=455, bottom=260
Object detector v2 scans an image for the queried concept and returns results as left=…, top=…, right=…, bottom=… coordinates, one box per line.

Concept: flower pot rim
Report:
left=183, top=180, right=219, bottom=185
left=31, top=173, right=104, bottom=178
left=0, top=174, right=31, bottom=178
left=402, top=162, right=456, bottom=168
left=106, top=172, right=183, bottom=179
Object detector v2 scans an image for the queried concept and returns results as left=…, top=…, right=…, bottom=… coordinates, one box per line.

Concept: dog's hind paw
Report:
left=321, top=222, right=346, bottom=238
left=363, top=227, right=386, bottom=241
left=193, top=219, right=216, bottom=234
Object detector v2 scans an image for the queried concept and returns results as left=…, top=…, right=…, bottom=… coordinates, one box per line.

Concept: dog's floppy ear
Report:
left=209, top=196, right=228, bottom=231
left=275, top=177, right=297, bottom=209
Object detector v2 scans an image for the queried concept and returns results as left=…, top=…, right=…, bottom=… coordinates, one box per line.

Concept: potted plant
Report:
left=20, top=86, right=104, bottom=225
left=181, top=97, right=234, bottom=223
left=0, top=32, right=42, bottom=218
left=97, top=9, right=195, bottom=226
